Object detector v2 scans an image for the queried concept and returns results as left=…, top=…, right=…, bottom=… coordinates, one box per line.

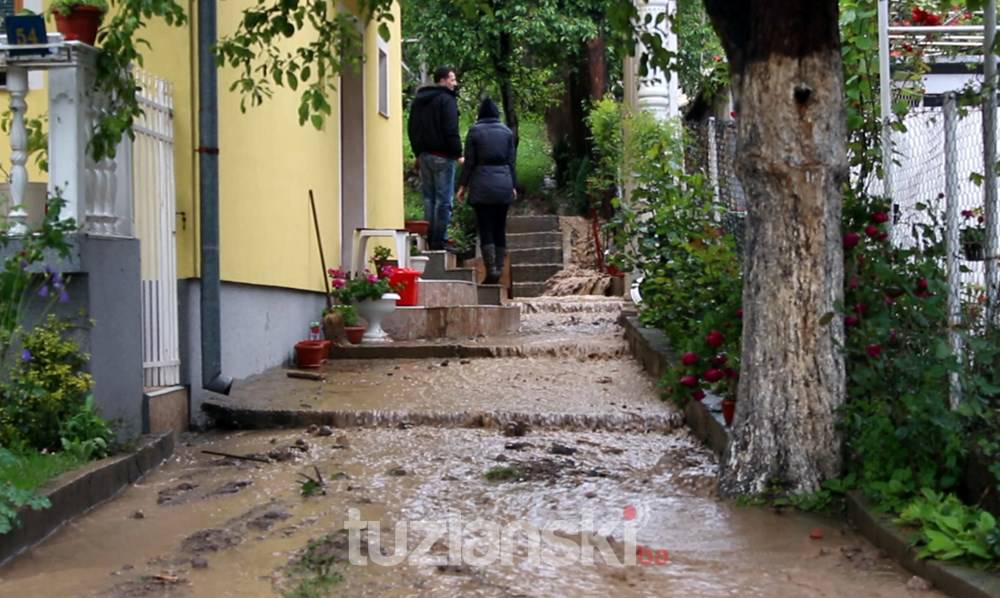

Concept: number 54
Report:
left=15, top=28, right=40, bottom=45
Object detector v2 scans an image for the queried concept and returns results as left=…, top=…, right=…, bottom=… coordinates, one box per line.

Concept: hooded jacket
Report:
left=407, top=86, right=462, bottom=159
left=459, top=116, right=516, bottom=206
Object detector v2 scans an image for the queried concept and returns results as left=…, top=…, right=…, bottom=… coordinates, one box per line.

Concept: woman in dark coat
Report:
left=456, top=98, right=516, bottom=284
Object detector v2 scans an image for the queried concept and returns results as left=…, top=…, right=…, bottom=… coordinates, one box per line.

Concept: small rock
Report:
left=131, top=510, right=145, bottom=520
left=394, top=365, right=401, bottom=370
left=503, top=421, right=529, bottom=437
left=334, top=434, right=351, bottom=447
left=906, top=576, right=932, bottom=592
left=550, top=443, right=578, bottom=456
left=269, top=438, right=277, bottom=444
left=293, top=438, right=309, bottom=451
left=809, top=528, right=824, bottom=540
left=316, top=425, right=334, bottom=437
left=387, top=372, right=394, bottom=377
left=440, top=360, right=450, bottom=367
left=191, top=557, right=209, bottom=569
left=398, top=421, right=413, bottom=430
left=460, top=359, right=471, bottom=365
left=818, top=548, right=830, bottom=556
left=584, top=491, right=597, bottom=499
left=504, top=442, right=532, bottom=451
left=305, top=424, right=319, bottom=435
left=596, top=376, right=613, bottom=384
left=387, top=467, right=408, bottom=477
left=494, top=454, right=508, bottom=462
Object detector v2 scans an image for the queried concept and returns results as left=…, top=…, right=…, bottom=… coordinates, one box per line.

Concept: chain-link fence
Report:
left=685, top=118, right=747, bottom=256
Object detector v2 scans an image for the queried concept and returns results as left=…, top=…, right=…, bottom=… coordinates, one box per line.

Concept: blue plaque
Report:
left=4, top=15, right=48, bottom=56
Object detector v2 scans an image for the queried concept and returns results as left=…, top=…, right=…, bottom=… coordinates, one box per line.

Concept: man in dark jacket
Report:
left=407, top=66, right=462, bottom=250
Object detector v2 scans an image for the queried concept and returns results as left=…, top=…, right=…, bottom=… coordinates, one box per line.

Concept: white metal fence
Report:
left=133, top=70, right=180, bottom=388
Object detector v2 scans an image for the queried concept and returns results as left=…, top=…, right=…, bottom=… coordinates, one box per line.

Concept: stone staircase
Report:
left=507, top=215, right=563, bottom=298
left=381, top=250, right=518, bottom=340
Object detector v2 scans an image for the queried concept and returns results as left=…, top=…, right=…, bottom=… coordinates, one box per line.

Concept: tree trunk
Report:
left=497, top=31, right=519, bottom=147
left=704, top=0, right=848, bottom=496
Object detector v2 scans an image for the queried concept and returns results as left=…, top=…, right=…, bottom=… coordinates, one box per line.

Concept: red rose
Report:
left=691, top=389, right=706, bottom=401
left=872, top=212, right=889, bottom=223
left=712, top=354, right=728, bottom=367
left=736, top=308, right=743, bottom=319
left=865, top=225, right=880, bottom=238
left=844, top=315, right=860, bottom=327
left=866, top=344, right=882, bottom=358
left=916, top=278, right=929, bottom=291
left=706, top=330, right=725, bottom=348
left=681, top=352, right=699, bottom=366
left=704, top=368, right=725, bottom=383
left=843, top=232, right=861, bottom=249
left=724, top=367, right=738, bottom=380
left=679, top=375, right=699, bottom=387
left=853, top=303, right=868, bottom=316
left=848, top=276, right=860, bottom=290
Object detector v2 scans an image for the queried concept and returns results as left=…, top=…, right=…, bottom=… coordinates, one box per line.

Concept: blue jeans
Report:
left=419, top=153, right=456, bottom=249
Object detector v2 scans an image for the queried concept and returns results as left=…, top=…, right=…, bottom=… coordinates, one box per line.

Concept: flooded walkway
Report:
left=0, top=297, right=939, bottom=597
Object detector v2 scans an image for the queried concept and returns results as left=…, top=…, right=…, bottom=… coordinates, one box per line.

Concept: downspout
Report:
left=198, top=0, right=233, bottom=395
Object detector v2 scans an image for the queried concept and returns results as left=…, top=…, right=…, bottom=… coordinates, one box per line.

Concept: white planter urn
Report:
left=356, top=293, right=399, bottom=343
left=409, top=255, right=429, bottom=275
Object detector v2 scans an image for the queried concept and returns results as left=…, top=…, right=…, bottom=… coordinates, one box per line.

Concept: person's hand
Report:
left=456, top=187, right=466, bottom=203
left=458, top=157, right=465, bottom=165
left=512, top=189, right=518, bottom=200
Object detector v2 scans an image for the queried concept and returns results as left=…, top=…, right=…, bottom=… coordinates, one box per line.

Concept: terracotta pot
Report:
left=54, top=5, right=103, bottom=46
left=294, top=340, right=327, bottom=368
left=345, top=326, right=365, bottom=345
left=405, top=220, right=430, bottom=236
left=722, top=399, right=736, bottom=426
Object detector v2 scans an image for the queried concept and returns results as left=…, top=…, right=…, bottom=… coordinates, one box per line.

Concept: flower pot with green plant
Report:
left=48, top=0, right=109, bottom=45
left=328, top=268, right=400, bottom=343
left=329, top=303, right=365, bottom=344
left=371, top=245, right=394, bottom=275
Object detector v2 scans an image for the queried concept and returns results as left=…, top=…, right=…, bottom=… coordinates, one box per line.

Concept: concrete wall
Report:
left=2, top=235, right=143, bottom=440
left=178, top=278, right=326, bottom=424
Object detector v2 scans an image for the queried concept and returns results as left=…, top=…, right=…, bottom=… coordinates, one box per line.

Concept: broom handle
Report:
left=309, top=190, right=333, bottom=309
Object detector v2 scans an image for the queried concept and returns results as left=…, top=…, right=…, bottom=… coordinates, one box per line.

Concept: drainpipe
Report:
left=198, top=0, right=233, bottom=395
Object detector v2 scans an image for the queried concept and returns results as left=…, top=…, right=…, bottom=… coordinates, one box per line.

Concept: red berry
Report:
left=866, top=344, right=882, bottom=358
left=681, top=352, right=699, bottom=366
left=706, top=330, right=725, bottom=348
left=704, top=368, right=725, bottom=383
left=691, top=389, right=706, bottom=401
left=843, top=232, right=861, bottom=249
left=679, top=375, right=699, bottom=387
left=872, top=212, right=889, bottom=224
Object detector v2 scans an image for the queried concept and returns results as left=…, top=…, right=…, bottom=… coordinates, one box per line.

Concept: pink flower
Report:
left=328, top=268, right=345, bottom=278
left=962, top=210, right=974, bottom=219
left=367, top=274, right=379, bottom=284
left=332, top=278, right=346, bottom=289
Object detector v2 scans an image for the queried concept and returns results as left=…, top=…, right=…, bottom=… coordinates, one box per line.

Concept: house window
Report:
left=377, top=36, right=389, bottom=118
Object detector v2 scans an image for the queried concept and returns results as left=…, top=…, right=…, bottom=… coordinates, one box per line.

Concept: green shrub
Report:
left=1, top=315, right=93, bottom=451
left=897, top=489, right=1000, bottom=563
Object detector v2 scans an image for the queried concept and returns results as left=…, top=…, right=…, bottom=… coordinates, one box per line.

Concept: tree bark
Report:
left=703, top=0, right=848, bottom=496
left=497, top=31, right=519, bottom=147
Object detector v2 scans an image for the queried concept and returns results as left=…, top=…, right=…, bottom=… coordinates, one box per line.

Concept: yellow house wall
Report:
left=362, top=3, right=404, bottom=236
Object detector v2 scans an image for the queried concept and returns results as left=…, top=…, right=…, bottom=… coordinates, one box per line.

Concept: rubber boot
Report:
left=488, top=246, right=505, bottom=285
left=481, top=244, right=496, bottom=284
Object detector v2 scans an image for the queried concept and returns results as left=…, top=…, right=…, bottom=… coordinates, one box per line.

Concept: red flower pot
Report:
left=405, top=220, right=430, bottom=236
left=295, top=340, right=328, bottom=368
left=54, top=5, right=103, bottom=46
left=722, top=399, right=736, bottom=426
left=345, top=326, right=365, bottom=345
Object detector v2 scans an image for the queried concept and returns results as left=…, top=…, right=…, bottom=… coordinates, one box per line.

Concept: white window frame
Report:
left=376, top=34, right=390, bottom=119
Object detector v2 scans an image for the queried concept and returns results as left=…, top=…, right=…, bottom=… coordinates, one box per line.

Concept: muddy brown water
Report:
left=0, top=298, right=942, bottom=597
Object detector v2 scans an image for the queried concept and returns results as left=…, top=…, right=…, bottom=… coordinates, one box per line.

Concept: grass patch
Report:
left=516, top=119, right=553, bottom=198
left=484, top=465, right=521, bottom=482
left=0, top=448, right=88, bottom=492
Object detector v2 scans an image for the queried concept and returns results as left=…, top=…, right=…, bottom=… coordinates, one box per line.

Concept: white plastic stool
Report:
left=352, top=228, right=410, bottom=275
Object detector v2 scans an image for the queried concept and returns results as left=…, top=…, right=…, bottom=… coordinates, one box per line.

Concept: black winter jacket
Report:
left=407, top=86, right=462, bottom=159
left=459, top=117, right=517, bottom=206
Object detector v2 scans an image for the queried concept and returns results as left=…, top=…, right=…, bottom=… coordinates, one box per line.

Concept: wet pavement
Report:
left=0, top=297, right=943, bottom=597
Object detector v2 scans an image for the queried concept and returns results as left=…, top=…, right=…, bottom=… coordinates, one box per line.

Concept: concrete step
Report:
left=383, top=304, right=521, bottom=340
left=513, top=281, right=548, bottom=298
left=417, top=279, right=478, bottom=307
left=507, top=215, right=560, bottom=234
left=425, top=267, right=476, bottom=283
left=509, top=246, right=562, bottom=265
left=511, top=263, right=562, bottom=283
left=476, top=284, right=503, bottom=306
left=421, top=250, right=458, bottom=279
left=506, top=231, right=563, bottom=250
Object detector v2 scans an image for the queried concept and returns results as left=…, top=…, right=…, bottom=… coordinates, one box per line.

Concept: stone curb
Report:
left=0, top=432, right=174, bottom=568
left=619, top=314, right=729, bottom=457
left=619, top=311, right=1000, bottom=597
left=846, top=492, right=1000, bottom=598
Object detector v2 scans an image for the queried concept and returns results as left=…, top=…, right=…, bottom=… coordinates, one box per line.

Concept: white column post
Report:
left=6, top=66, right=30, bottom=234
left=634, top=0, right=679, bottom=120
left=47, top=47, right=97, bottom=226
left=944, top=94, right=962, bottom=409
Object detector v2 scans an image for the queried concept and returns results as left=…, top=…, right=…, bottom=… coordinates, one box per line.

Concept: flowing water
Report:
left=0, top=297, right=941, bottom=597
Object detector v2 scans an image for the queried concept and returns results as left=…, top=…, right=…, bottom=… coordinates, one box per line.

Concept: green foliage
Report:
left=283, top=533, right=345, bottom=598
left=215, top=0, right=395, bottom=129
left=48, top=0, right=109, bottom=16
left=0, top=480, right=50, bottom=535
left=327, top=269, right=394, bottom=304
left=90, top=0, right=187, bottom=162
left=897, top=489, right=1000, bottom=563
left=447, top=200, right=477, bottom=255
left=0, top=112, right=48, bottom=177
left=484, top=465, right=521, bottom=482
left=326, top=304, right=359, bottom=327
left=1, top=315, right=94, bottom=451
left=403, top=189, right=424, bottom=222
left=673, top=0, right=727, bottom=103
left=371, top=245, right=393, bottom=266
left=59, top=395, right=113, bottom=460
left=515, top=119, right=553, bottom=197
left=0, top=447, right=97, bottom=534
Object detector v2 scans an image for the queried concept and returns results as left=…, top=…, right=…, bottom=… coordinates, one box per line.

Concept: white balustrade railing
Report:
left=1, top=34, right=133, bottom=237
